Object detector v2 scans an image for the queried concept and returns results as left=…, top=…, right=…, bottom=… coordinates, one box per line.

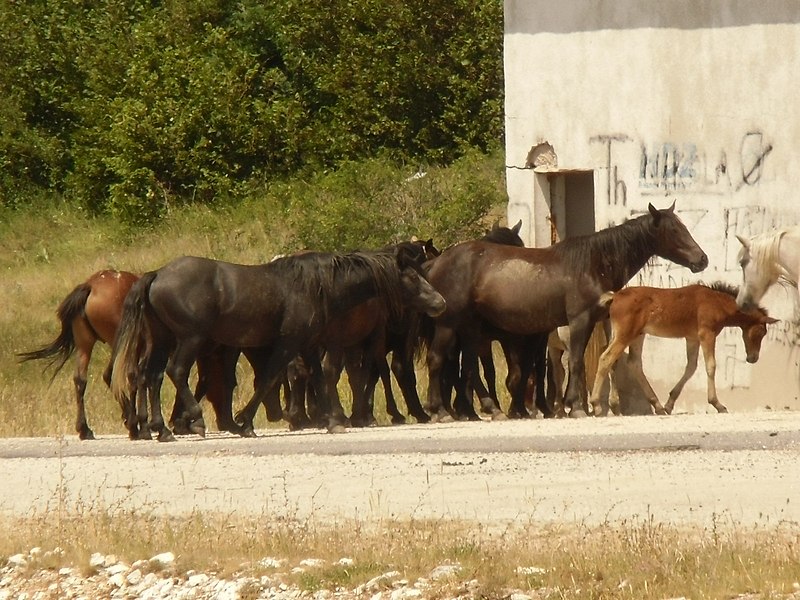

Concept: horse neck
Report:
left=778, top=228, right=800, bottom=286
left=567, top=220, right=659, bottom=290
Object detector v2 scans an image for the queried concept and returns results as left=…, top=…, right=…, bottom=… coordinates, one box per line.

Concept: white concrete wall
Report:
left=504, top=0, right=800, bottom=410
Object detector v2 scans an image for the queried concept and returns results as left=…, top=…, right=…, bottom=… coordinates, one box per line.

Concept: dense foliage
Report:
left=0, top=0, right=503, bottom=224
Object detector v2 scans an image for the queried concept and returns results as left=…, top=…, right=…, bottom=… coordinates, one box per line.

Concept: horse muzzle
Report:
left=689, top=253, right=709, bottom=273
left=427, top=297, right=447, bottom=317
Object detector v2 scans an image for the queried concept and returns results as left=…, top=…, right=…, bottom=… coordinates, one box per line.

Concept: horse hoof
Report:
left=79, top=429, right=95, bottom=441
left=157, top=430, right=176, bottom=443
left=189, top=418, right=206, bottom=437
left=569, top=409, right=588, bottom=418
left=491, top=411, right=508, bottom=421
left=240, top=427, right=257, bottom=438
left=391, top=416, right=406, bottom=425
left=328, top=424, right=347, bottom=434
left=137, top=429, right=153, bottom=441
left=411, top=412, right=430, bottom=424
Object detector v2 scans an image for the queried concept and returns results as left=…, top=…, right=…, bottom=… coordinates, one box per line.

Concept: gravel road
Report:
left=2, top=410, right=799, bottom=529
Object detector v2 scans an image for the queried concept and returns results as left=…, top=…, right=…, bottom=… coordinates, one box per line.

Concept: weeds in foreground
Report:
left=1, top=507, right=799, bottom=599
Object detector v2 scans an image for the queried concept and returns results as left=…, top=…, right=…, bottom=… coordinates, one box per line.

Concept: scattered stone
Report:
left=260, top=557, right=286, bottom=569
left=429, top=564, right=461, bottom=580
left=148, top=552, right=175, bottom=569
left=6, top=555, right=27, bottom=569
left=516, top=566, right=547, bottom=576
left=299, top=558, right=326, bottom=569
left=337, top=558, right=355, bottom=567
left=89, top=553, right=105, bottom=569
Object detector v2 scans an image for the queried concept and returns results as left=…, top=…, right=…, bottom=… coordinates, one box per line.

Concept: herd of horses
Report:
left=19, top=201, right=793, bottom=441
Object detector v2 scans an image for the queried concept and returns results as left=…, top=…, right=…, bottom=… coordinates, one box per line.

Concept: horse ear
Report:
left=511, top=219, right=522, bottom=234
left=667, top=200, right=676, bottom=213
left=764, top=316, right=780, bottom=325
left=735, top=234, right=751, bottom=250
left=648, top=203, right=661, bottom=224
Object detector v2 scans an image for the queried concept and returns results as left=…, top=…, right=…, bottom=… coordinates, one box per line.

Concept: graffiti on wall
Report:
left=591, top=130, right=773, bottom=204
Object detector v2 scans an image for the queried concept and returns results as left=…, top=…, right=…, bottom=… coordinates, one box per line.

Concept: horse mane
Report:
left=701, top=280, right=770, bottom=316
left=554, top=214, right=655, bottom=279
left=703, top=280, right=739, bottom=298
left=270, top=251, right=406, bottom=322
left=740, top=229, right=796, bottom=288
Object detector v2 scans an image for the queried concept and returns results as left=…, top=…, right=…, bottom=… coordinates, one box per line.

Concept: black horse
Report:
left=423, top=202, right=708, bottom=421
left=111, top=249, right=445, bottom=440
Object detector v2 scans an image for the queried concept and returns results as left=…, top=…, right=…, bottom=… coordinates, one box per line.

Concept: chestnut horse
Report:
left=591, top=283, right=777, bottom=415
left=424, top=202, right=709, bottom=421
left=18, top=270, right=139, bottom=440
left=19, top=270, right=255, bottom=440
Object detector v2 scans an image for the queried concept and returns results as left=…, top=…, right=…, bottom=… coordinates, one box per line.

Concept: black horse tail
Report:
left=110, top=271, right=157, bottom=409
left=17, top=282, right=92, bottom=379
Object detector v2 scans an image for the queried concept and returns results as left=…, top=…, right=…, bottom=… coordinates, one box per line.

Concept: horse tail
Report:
left=598, top=291, right=615, bottom=309
left=17, top=282, right=93, bottom=379
left=110, top=272, right=157, bottom=408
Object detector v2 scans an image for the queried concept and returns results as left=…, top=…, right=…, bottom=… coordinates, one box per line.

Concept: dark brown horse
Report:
left=18, top=270, right=139, bottom=440
left=591, top=282, right=777, bottom=415
left=423, top=202, right=709, bottom=421
left=111, top=249, right=446, bottom=440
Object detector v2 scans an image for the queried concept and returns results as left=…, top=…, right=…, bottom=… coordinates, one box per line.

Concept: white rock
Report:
left=126, top=569, right=143, bottom=585
left=509, top=594, right=533, bottom=600
left=89, top=553, right=105, bottom=569
left=107, top=564, right=128, bottom=576
left=58, top=567, right=73, bottom=577
left=103, top=554, right=118, bottom=568
left=259, top=557, right=286, bottom=568
left=6, top=555, right=27, bottom=568
left=515, top=566, right=547, bottom=575
left=187, top=573, right=210, bottom=587
left=299, top=558, right=326, bottom=568
left=336, top=557, right=355, bottom=567
left=429, top=564, right=461, bottom=580
left=391, top=588, right=422, bottom=600
left=149, top=552, right=175, bottom=569
left=108, top=573, right=126, bottom=588
left=28, top=548, right=42, bottom=559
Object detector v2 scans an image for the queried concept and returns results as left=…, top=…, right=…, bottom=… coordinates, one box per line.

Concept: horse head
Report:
left=649, top=202, right=708, bottom=273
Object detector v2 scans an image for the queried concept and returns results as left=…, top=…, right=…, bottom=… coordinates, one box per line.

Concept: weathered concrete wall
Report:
left=504, top=0, right=800, bottom=410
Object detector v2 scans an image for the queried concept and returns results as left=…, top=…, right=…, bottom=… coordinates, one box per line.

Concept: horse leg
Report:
left=214, top=347, right=244, bottom=432
left=548, top=335, right=567, bottom=418
left=73, top=347, right=94, bottom=440
left=625, top=335, right=667, bottom=415
left=146, top=346, right=173, bottom=441
left=343, top=350, right=372, bottom=428
left=477, top=340, right=501, bottom=414
left=283, top=356, right=313, bottom=430
left=502, top=340, right=525, bottom=418
left=314, top=351, right=347, bottom=433
left=164, top=340, right=205, bottom=437
left=664, top=339, right=700, bottom=414
left=458, top=335, right=496, bottom=420
left=71, top=321, right=97, bottom=440
left=236, top=346, right=298, bottom=437
left=564, top=316, right=594, bottom=417
left=390, top=353, right=430, bottom=423
left=531, top=334, right=553, bottom=418
left=590, top=332, right=628, bottom=416
left=425, top=325, right=457, bottom=423
left=699, top=333, right=728, bottom=413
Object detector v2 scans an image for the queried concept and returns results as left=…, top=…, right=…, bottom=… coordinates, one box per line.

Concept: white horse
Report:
left=736, top=227, right=800, bottom=310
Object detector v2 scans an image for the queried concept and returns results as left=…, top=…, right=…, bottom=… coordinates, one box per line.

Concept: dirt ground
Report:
left=1, top=406, right=799, bottom=530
